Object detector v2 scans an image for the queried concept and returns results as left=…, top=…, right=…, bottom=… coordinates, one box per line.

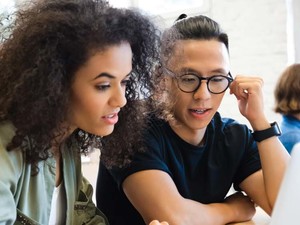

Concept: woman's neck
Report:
left=53, top=147, right=63, bottom=187
left=293, top=113, right=300, bottom=120
left=287, top=113, right=300, bottom=121
left=51, top=124, right=76, bottom=187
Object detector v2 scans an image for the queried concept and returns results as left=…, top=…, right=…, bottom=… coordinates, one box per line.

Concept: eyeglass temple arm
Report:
left=164, top=67, right=176, bottom=77
left=228, top=72, right=234, bottom=81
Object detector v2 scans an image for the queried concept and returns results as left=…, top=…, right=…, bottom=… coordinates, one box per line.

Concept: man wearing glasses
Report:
left=97, top=14, right=290, bottom=225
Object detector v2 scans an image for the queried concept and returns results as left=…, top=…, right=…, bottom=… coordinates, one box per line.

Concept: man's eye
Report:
left=210, top=76, right=226, bottom=82
left=180, top=75, right=197, bottom=83
left=182, top=78, right=196, bottom=83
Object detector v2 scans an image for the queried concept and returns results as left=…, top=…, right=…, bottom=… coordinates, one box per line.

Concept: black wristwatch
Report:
left=252, top=122, right=282, bottom=142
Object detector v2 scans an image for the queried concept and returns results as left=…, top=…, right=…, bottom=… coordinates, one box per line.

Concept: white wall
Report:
left=287, top=0, right=300, bottom=63
left=294, top=0, right=300, bottom=62
left=210, top=0, right=288, bottom=126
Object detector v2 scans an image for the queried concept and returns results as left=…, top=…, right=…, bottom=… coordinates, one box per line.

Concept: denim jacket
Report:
left=0, top=121, right=108, bottom=225
left=280, top=115, right=300, bottom=153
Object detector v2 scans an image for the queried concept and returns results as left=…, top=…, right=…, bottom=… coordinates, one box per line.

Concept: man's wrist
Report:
left=252, top=122, right=282, bottom=142
left=250, top=117, right=270, bottom=131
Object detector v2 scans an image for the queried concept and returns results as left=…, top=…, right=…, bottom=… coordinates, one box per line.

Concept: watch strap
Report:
left=252, top=122, right=282, bottom=142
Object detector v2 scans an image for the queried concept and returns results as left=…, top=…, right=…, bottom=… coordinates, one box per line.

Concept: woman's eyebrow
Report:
left=92, top=70, right=132, bottom=81
left=124, top=70, right=133, bottom=78
left=93, top=72, right=115, bottom=80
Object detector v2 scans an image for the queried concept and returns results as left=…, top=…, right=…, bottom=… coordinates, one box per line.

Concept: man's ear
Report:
left=153, top=76, right=173, bottom=103
left=160, top=76, right=172, bottom=90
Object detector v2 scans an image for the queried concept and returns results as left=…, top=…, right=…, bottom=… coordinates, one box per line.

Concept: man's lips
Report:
left=189, top=108, right=210, bottom=114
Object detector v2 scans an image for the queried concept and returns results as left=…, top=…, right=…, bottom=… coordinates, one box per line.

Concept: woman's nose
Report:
left=110, top=86, right=127, bottom=108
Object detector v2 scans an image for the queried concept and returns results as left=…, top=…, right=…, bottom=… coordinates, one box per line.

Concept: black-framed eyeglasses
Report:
left=175, top=72, right=233, bottom=94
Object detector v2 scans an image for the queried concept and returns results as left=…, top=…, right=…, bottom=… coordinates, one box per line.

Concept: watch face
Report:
left=272, top=122, right=282, bottom=135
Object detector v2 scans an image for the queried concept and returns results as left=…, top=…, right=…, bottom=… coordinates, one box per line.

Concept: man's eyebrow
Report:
left=178, top=67, right=199, bottom=74
left=178, top=67, right=227, bottom=75
left=210, top=68, right=227, bottom=74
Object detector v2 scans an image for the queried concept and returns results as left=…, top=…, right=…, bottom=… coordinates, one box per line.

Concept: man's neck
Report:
left=169, top=121, right=207, bottom=146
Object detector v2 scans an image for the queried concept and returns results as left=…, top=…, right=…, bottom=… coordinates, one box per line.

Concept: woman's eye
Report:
left=121, top=79, right=130, bottom=87
left=95, top=83, right=110, bottom=91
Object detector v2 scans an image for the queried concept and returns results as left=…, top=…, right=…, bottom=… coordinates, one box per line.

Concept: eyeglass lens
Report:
left=177, top=74, right=233, bottom=94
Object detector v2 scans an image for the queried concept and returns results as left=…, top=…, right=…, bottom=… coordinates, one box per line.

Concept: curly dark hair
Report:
left=0, top=0, right=161, bottom=169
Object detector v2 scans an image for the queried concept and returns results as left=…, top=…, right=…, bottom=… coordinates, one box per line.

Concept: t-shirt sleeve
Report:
left=109, top=123, right=170, bottom=189
left=232, top=126, right=261, bottom=191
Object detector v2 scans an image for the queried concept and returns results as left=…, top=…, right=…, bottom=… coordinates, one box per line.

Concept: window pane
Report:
left=0, top=0, right=15, bottom=41
left=109, top=0, right=131, bottom=8
left=137, top=0, right=205, bottom=14
left=0, top=0, right=15, bottom=11
left=109, top=0, right=205, bottom=15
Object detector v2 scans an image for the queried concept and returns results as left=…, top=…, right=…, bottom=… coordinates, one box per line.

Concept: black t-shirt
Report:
left=96, top=112, right=261, bottom=225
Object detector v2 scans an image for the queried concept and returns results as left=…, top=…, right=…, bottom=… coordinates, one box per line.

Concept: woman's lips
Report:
left=102, top=113, right=119, bottom=125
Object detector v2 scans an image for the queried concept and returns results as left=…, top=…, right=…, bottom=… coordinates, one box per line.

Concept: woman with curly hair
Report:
left=0, top=0, right=165, bottom=224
